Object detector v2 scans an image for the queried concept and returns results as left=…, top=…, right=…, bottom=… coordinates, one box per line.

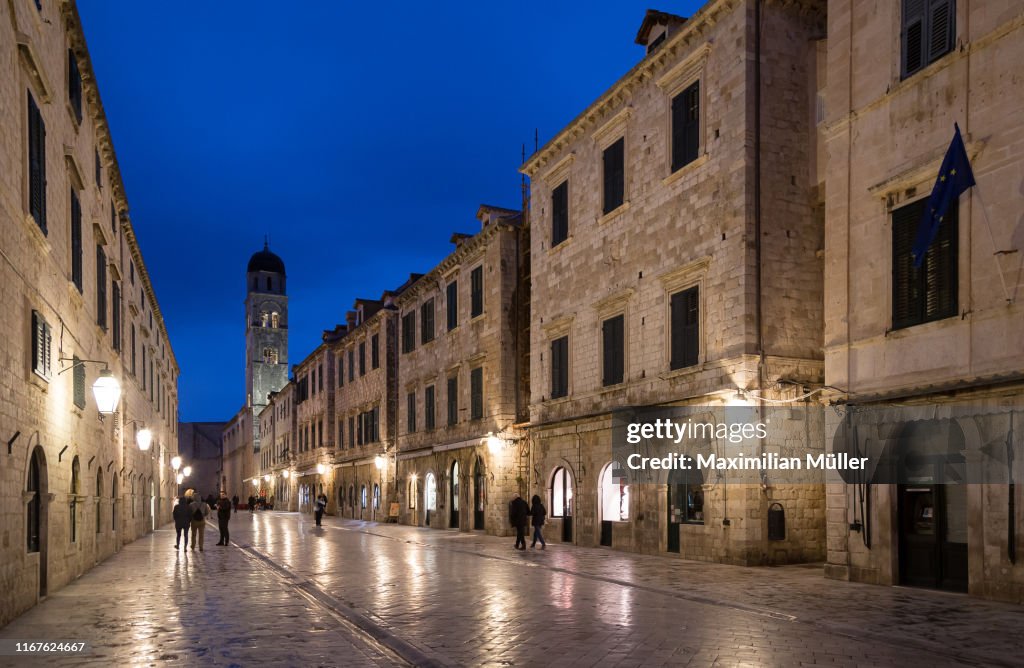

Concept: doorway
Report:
left=551, top=466, right=573, bottom=543
left=473, top=457, right=485, bottom=530
left=27, top=447, right=48, bottom=597
left=449, top=461, right=460, bottom=528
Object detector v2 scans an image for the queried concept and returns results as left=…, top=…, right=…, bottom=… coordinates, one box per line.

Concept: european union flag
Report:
left=911, top=123, right=976, bottom=267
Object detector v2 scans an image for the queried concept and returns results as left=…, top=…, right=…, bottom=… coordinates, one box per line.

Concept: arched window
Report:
left=95, top=468, right=103, bottom=534
left=271, top=312, right=280, bottom=328
left=373, top=483, right=380, bottom=510
left=260, top=312, right=269, bottom=327
left=263, top=347, right=278, bottom=364
left=27, top=448, right=44, bottom=553
left=408, top=476, right=418, bottom=510
left=70, top=457, right=80, bottom=543
left=599, top=462, right=629, bottom=522
left=360, top=485, right=367, bottom=509
left=450, top=461, right=459, bottom=512
left=551, top=466, right=573, bottom=518
left=425, top=473, right=437, bottom=511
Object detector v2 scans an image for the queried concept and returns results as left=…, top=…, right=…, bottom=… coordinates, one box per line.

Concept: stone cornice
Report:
left=60, top=0, right=179, bottom=374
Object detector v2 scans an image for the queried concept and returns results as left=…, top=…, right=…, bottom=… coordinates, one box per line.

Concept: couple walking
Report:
left=173, top=490, right=233, bottom=551
left=508, top=492, right=546, bottom=550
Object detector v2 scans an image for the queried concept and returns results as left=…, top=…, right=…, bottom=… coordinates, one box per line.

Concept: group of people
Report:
left=508, top=493, right=547, bottom=550
left=247, top=495, right=273, bottom=512
left=172, top=489, right=233, bottom=551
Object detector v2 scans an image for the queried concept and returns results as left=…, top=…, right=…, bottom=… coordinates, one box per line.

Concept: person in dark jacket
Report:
left=215, top=490, right=232, bottom=546
left=530, top=495, right=547, bottom=549
left=189, top=493, right=210, bottom=552
left=232, top=495, right=239, bottom=513
left=314, top=494, right=327, bottom=526
left=248, top=495, right=256, bottom=513
left=173, top=496, right=191, bottom=550
left=508, top=493, right=530, bottom=550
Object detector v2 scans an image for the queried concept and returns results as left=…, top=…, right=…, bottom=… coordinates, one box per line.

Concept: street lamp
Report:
left=136, top=428, right=153, bottom=451
left=484, top=432, right=504, bottom=454
left=252, top=479, right=259, bottom=488
left=182, top=465, right=192, bottom=477
left=264, top=474, right=271, bottom=482
left=176, top=473, right=184, bottom=484
left=316, top=463, right=326, bottom=475
left=91, top=369, right=121, bottom=414
left=282, top=470, right=290, bottom=479
left=374, top=455, right=385, bottom=470
left=171, top=456, right=182, bottom=472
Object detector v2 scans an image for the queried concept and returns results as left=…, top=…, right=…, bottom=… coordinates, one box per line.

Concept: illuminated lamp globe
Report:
left=92, top=369, right=121, bottom=414
left=374, top=455, right=386, bottom=470
left=316, top=464, right=326, bottom=475
left=171, top=456, right=182, bottom=471
left=176, top=473, right=184, bottom=484
left=136, top=428, right=153, bottom=451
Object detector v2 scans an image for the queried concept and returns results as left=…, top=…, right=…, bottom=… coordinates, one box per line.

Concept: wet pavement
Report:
left=2, top=511, right=1023, bottom=667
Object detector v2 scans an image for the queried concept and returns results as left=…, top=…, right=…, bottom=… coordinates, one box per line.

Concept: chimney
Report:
left=345, top=310, right=357, bottom=330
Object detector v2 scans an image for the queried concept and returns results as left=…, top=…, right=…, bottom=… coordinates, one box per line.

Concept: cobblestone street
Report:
left=2, top=511, right=1023, bottom=667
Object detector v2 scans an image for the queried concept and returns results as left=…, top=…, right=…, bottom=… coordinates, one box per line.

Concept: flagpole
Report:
left=973, top=185, right=1014, bottom=304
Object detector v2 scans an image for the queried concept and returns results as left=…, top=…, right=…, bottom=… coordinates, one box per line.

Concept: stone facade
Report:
left=0, top=0, right=179, bottom=626
left=394, top=207, right=528, bottom=535
left=177, top=422, right=225, bottom=499
left=822, top=0, right=1024, bottom=602
left=521, top=0, right=827, bottom=565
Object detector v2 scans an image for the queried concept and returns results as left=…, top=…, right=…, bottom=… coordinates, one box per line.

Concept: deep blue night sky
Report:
left=76, top=1, right=704, bottom=422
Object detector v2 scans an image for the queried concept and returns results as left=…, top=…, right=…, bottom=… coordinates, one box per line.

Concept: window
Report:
left=260, top=312, right=269, bottom=328
left=421, top=299, right=435, bottom=344
left=32, top=310, right=53, bottom=381
left=670, top=286, right=699, bottom=370
left=27, top=449, right=42, bottom=552
left=425, top=473, right=437, bottom=511
left=319, top=363, right=324, bottom=391
left=600, top=462, right=629, bottom=522
left=70, top=189, right=82, bottom=292
left=72, top=355, right=85, bottom=409
left=902, top=0, right=955, bottom=78
left=95, top=149, right=102, bottom=188
left=470, top=267, right=483, bottom=318
left=271, top=312, right=279, bottom=328
left=348, top=416, right=355, bottom=448
left=96, top=245, right=107, bottom=329
left=348, top=350, right=354, bottom=382
left=263, top=347, right=278, bottom=364
left=373, top=483, right=380, bottom=510
left=130, top=324, right=136, bottom=375
left=425, top=385, right=436, bottom=430
left=892, top=198, right=958, bottom=329
left=319, top=419, right=323, bottom=447
left=551, top=180, right=569, bottom=246
left=68, top=49, right=82, bottom=123
left=360, top=485, right=367, bottom=509
left=310, top=369, right=316, bottom=396
left=112, top=282, right=121, bottom=351
left=447, top=377, right=458, bottom=426
left=470, top=367, right=483, bottom=420
left=407, top=392, right=416, bottom=433
left=371, top=333, right=379, bottom=369
left=70, top=457, right=80, bottom=542
left=27, top=92, right=47, bottom=233
left=359, top=342, right=366, bottom=376
left=551, top=336, right=568, bottom=399
left=551, top=467, right=573, bottom=518
left=602, top=315, right=625, bottom=386
left=602, top=137, right=625, bottom=214
left=672, top=81, right=700, bottom=172
left=446, top=281, right=458, bottom=330
left=110, top=204, right=117, bottom=234
left=409, top=476, right=418, bottom=510
left=266, top=276, right=272, bottom=291
left=402, top=311, right=416, bottom=353
left=95, top=469, right=103, bottom=534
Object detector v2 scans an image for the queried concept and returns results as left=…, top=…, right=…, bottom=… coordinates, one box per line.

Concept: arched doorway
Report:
left=149, top=479, right=156, bottom=531
left=599, top=462, right=629, bottom=547
left=70, top=457, right=80, bottom=544
left=27, top=446, right=48, bottom=596
left=550, top=466, right=574, bottom=543
left=449, top=461, right=460, bottom=528
left=473, top=457, right=485, bottom=530
left=111, top=472, right=118, bottom=545
left=372, top=483, right=381, bottom=520
left=897, top=419, right=967, bottom=592
left=348, top=484, right=355, bottom=519
left=95, top=468, right=103, bottom=536
left=425, top=472, right=437, bottom=526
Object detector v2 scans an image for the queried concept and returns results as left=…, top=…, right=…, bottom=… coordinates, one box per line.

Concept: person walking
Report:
left=173, top=495, right=191, bottom=550
left=314, top=493, right=327, bottom=526
left=232, top=494, right=239, bottom=514
left=215, top=490, right=232, bottom=546
left=248, top=495, right=256, bottom=514
left=189, top=492, right=210, bottom=552
left=530, top=494, right=547, bottom=549
left=508, top=492, right=530, bottom=550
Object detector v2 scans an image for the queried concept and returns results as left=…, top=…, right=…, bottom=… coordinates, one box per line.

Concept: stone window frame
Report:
left=659, top=257, right=711, bottom=375
left=594, top=290, right=633, bottom=390
left=657, top=44, right=711, bottom=186
left=593, top=107, right=632, bottom=225
left=541, top=152, right=575, bottom=252
left=542, top=314, right=575, bottom=402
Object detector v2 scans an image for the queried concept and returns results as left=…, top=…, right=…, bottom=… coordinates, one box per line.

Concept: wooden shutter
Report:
left=447, top=281, right=458, bottom=330
left=902, top=0, right=926, bottom=76
left=73, top=355, right=85, bottom=409
left=551, top=336, right=568, bottom=399
left=924, top=202, right=958, bottom=321
left=672, top=81, right=700, bottom=171
left=96, top=246, right=107, bottom=328
left=447, top=377, right=458, bottom=425
left=372, top=333, right=379, bottom=368
left=671, top=287, right=700, bottom=369
left=28, top=92, right=47, bottom=233
left=421, top=299, right=434, bottom=343
left=32, top=310, right=52, bottom=380
left=927, top=0, right=955, bottom=64
left=552, top=181, right=569, bottom=246
left=603, top=138, right=625, bottom=214
left=359, top=342, right=366, bottom=375
left=471, top=267, right=483, bottom=317
left=425, top=385, right=435, bottom=430
left=112, top=282, right=121, bottom=351
left=407, top=392, right=416, bottom=433
left=68, top=50, right=82, bottom=123
left=70, top=190, right=82, bottom=291
left=603, top=315, right=624, bottom=386
left=471, top=367, right=483, bottom=420
left=892, top=201, right=924, bottom=329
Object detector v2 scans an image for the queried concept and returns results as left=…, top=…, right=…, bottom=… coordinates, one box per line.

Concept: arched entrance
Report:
left=897, top=419, right=967, bottom=592
left=473, top=457, right=485, bottom=530
left=149, top=479, right=156, bottom=531
left=599, top=462, right=629, bottom=547
left=449, top=461, right=460, bottom=528
left=425, top=472, right=437, bottom=526
left=27, top=446, right=48, bottom=596
left=550, top=466, right=574, bottom=543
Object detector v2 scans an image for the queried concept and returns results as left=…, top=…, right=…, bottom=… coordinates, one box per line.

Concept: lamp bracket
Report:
left=56, top=357, right=109, bottom=375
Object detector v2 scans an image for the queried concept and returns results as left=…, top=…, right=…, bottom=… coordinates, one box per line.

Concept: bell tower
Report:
left=245, top=242, right=289, bottom=451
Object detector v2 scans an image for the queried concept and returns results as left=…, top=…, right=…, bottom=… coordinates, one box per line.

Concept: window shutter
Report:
left=552, top=181, right=569, bottom=246
left=425, top=385, right=435, bottom=430
left=671, top=287, right=700, bottom=369
left=96, top=246, right=107, bottom=329
left=73, top=356, right=85, bottom=409
left=447, top=281, right=459, bottom=330
left=70, top=190, right=82, bottom=291
left=603, top=315, right=624, bottom=386
left=28, top=93, right=47, bottom=233
left=902, top=0, right=926, bottom=76
left=471, top=367, right=483, bottom=420
left=892, top=202, right=923, bottom=329
left=924, top=203, right=957, bottom=321
left=672, top=81, right=700, bottom=171
left=68, top=50, right=82, bottom=123
left=603, top=138, right=625, bottom=214
left=551, top=336, right=568, bottom=399
left=32, top=311, right=52, bottom=381
left=471, top=267, right=483, bottom=317
left=927, top=0, right=954, bottom=64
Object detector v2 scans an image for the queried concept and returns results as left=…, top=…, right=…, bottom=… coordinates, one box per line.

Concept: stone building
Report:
left=0, top=0, right=179, bottom=625
left=177, top=422, right=226, bottom=499
left=326, top=298, right=394, bottom=521
left=221, top=243, right=289, bottom=501
left=394, top=207, right=528, bottom=535
left=822, top=0, right=1024, bottom=602
left=289, top=343, right=335, bottom=512
left=520, top=2, right=827, bottom=564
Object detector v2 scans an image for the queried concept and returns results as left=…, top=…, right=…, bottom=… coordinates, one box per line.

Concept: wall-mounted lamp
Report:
left=263, top=474, right=271, bottom=482
left=171, top=456, right=182, bottom=471
left=316, top=463, right=326, bottom=475
left=282, top=470, right=290, bottom=479
left=124, top=419, right=153, bottom=451
left=176, top=473, right=184, bottom=484
left=59, top=358, right=121, bottom=414
left=484, top=432, right=506, bottom=454
left=374, top=455, right=386, bottom=470
left=251, top=478, right=260, bottom=488
left=182, top=465, right=192, bottom=477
